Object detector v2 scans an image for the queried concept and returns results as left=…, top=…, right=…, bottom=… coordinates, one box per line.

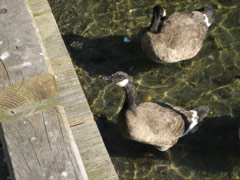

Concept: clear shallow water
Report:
left=48, top=0, right=240, bottom=179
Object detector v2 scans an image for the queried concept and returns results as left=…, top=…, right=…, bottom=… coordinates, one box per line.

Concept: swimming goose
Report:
left=141, top=5, right=215, bottom=63
left=101, top=71, right=209, bottom=151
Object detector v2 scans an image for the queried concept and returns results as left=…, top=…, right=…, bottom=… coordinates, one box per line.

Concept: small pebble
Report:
left=31, top=137, right=36, bottom=142
left=61, top=171, right=68, bottom=178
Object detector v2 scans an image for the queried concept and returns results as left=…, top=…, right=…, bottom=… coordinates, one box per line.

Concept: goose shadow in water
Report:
left=95, top=112, right=240, bottom=174
left=0, top=143, right=9, bottom=179
left=174, top=114, right=240, bottom=173
left=62, top=33, right=184, bottom=77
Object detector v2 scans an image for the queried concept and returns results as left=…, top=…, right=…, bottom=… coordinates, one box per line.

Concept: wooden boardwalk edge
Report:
left=27, top=0, right=119, bottom=180
left=28, top=0, right=94, bottom=125
left=72, top=121, right=119, bottom=180
left=0, top=0, right=119, bottom=179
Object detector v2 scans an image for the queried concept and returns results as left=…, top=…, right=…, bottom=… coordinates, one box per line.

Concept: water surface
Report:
left=49, top=0, right=240, bottom=179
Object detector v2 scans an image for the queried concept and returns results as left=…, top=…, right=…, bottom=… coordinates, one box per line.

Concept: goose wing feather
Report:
left=161, top=11, right=208, bottom=50
left=125, top=102, right=188, bottom=146
left=143, top=11, right=209, bottom=62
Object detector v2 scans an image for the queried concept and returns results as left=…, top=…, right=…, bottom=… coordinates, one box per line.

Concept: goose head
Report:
left=101, top=71, right=132, bottom=88
left=148, top=5, right=166, bottom=33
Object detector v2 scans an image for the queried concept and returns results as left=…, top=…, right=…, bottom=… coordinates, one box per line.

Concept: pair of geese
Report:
left=101, top=5, right=214, bottom=151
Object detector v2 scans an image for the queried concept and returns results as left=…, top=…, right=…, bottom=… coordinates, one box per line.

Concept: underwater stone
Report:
left=214, top=87, right=233, bottom=99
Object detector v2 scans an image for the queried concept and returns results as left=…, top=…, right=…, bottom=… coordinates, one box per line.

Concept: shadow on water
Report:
left=95, top=113, right=240, bottom=176
left=62, top=33, right=184, bottom=77
left=0, top=143, right=9, bottom=179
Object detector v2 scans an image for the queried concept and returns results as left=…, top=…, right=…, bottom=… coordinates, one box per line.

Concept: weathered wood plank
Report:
left=48, top=58, right=93, bottom=126
left=32, top=12, right=70, bottom=63
left=0, top=98, right=56, bottom=122
left=27, top=1, right=119, bottom=179
left=28, top=0, right=93, bottom=125
left=28, top=0, right=51, bottom=17
left=0, top=74, right=58, bottom=112
left=72, top=121, right=119, bottom=180
left=0, top=0, right=52, bottom=87
left=0, top=106, right=88, bottom=180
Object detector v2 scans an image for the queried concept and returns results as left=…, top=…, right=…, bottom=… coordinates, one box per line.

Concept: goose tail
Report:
left=182, top=106, right=209, bottom=136
left=197, top=6, right=215, bottom=26
left=189, top=105, right=210, bottom=133
left=194, top=105, right=210, bottom=123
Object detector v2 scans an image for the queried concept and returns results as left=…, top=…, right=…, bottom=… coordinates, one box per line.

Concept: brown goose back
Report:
left=141, top=11, right=208, bottom=63
left=123, top=102, right=193, bottom=150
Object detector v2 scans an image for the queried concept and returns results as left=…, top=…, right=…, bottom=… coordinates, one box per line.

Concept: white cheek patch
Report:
left=162, top=8, right=166, bottom=17
left=203, top=14, right=211, bottom=27
left=116, top=79, right=129, bottom=87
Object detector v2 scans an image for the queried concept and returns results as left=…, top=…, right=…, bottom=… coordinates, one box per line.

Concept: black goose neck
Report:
left=148, top=7, right=163, bottom=33
left=123, top=80, right=136, bottom=111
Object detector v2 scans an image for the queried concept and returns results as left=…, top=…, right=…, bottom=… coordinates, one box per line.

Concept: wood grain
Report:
left=72, top=121, right=119, bottom=180
left=0, top=97, right=56, bottom=122
left=0, top=106, right=88, bottom=180
left=28, top=0, right=93, bottom=125
left=27, top=0, right=119, bottom=179
left=0, top=0, right=52, bottom=87
left=0, top=74, right=58, bottom=112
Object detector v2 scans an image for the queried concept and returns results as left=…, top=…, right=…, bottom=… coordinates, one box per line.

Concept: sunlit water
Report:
left=48, top=0, right=240, bottom=179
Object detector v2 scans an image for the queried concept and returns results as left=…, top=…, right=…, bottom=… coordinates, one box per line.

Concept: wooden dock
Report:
left=0, top=0, right=118, bottom=179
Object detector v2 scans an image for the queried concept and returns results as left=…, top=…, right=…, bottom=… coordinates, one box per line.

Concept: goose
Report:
left=141, top=5, right=215, bottom=63
left=101, top=71, right=209, bottom=151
